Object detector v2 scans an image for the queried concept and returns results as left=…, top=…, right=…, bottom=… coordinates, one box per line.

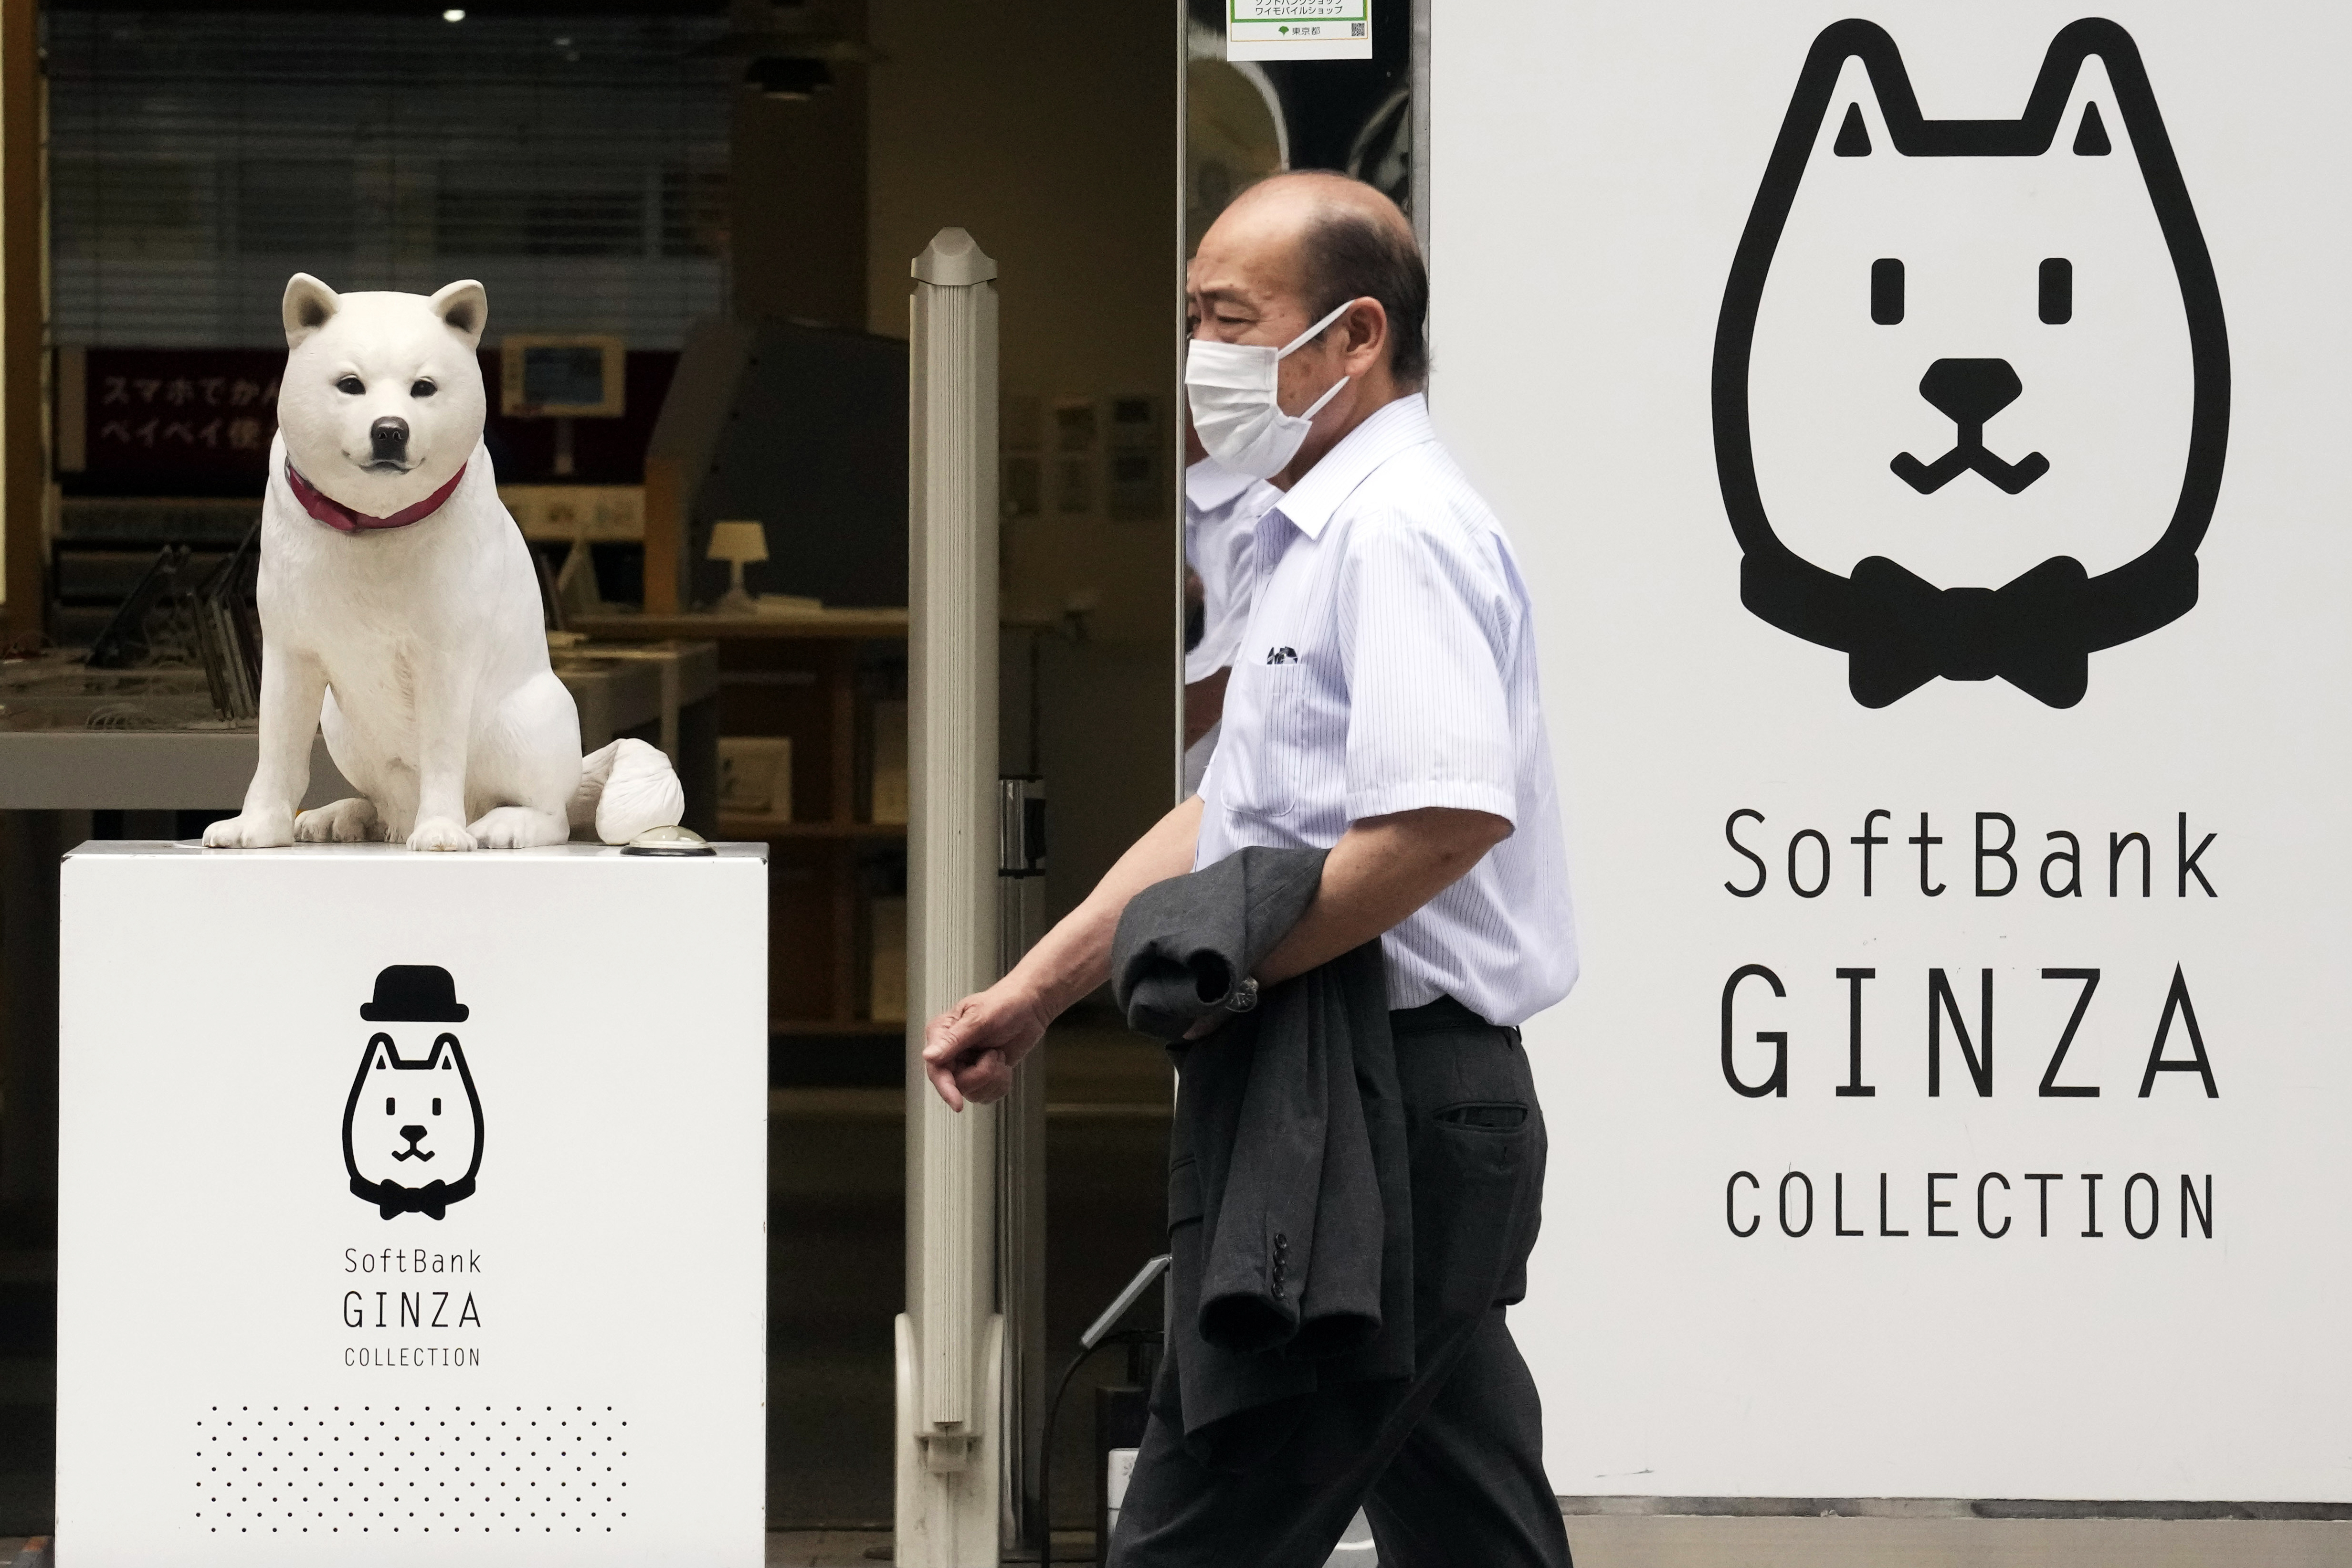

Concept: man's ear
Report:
left=1343, top=296, right=1391, bottom=373
left=429, top=279, right=489, bottom=349
left=282, top=273, right=341, bottom=350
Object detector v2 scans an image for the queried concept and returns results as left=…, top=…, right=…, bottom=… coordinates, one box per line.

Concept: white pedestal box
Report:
left=54, top=842, right=769, bottom=1566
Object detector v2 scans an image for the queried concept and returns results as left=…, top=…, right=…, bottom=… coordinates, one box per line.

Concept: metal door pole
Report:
left=896, top=228, right=1004, bottom=1567
left=997, top=778, right=1048, bottom=1552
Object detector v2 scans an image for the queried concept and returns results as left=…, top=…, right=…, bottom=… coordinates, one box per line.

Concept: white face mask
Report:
left=1184, top=299, right=1354, bottom=481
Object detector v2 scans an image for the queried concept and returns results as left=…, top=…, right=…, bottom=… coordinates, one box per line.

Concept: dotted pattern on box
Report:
left=193, top=1404, right=629, bottom=1535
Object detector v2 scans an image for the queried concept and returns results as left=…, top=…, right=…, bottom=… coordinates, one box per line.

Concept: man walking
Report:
left=922, top=170, right=1576, bottom=1568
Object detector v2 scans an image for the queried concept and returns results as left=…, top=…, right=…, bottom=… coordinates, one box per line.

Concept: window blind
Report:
left=47, top=9, right=732, bottom=349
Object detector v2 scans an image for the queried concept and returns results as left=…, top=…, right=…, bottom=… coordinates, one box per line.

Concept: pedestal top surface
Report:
left=67, top=839, right=768, bottom=862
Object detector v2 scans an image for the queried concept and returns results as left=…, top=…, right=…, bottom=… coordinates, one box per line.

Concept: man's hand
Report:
left=917, top=795, right=1208, bottom=1112
left=922, top=982, right=1053, bottom=1112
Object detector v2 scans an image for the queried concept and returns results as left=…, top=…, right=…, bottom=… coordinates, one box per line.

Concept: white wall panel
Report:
left=1432, top=2, right=2352, bottom=1501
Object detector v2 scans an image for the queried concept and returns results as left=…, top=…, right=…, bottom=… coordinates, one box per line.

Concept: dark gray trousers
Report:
left=1107, top=1002, right=1574, bottom=1568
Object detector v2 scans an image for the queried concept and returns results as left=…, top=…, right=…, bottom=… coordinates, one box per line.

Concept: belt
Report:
left=1389, top=994, right=1521, bottom=1045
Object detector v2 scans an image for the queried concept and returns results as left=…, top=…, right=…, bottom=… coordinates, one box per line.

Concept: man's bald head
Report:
left=1208, top=172, right=1429, bottom=386
left=1222, top=169, right=1413, bottom=242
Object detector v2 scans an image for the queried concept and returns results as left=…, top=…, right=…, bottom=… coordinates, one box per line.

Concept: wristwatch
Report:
left=1223, top=976, right=1261, bottom=1015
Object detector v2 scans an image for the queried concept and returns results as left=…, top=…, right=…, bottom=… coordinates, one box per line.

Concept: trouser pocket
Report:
left=1403, top=1029, right=1546, bottom=1318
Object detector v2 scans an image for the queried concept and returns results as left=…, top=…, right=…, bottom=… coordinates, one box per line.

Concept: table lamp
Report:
left=707, top=520, right=768, bottom=615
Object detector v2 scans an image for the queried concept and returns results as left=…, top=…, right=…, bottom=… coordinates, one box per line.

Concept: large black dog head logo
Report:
left=341, top=966, right=483, bottom=1221
left=1714, top=19, right=2228, bottom=708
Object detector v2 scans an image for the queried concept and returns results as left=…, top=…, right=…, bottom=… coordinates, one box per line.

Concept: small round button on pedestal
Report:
left=620, top=825, right=715, bottom=857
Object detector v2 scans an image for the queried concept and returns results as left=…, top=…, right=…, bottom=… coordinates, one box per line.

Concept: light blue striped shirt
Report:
left=1195, top=393, right=1578, bottom=1025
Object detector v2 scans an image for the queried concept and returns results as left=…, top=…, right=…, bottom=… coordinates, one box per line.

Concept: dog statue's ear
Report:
left=429, top=280, right=489, bottom=349
left=282, top=273, right=341, bottom=350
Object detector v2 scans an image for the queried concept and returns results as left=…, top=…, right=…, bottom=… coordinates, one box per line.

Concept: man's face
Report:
left=1187, top=200, right=1348, bottom=419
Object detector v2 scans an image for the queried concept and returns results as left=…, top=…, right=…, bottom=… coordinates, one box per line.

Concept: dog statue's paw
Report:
left=203, top=810, right=295, bottom=849
left=295, top=798, right=381, bottom=844
left=406, top=816, right=479, bottom=853
left=468, top=806, right=570, bottom=850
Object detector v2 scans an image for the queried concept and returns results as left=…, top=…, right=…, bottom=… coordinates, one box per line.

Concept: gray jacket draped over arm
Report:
left=1111, top=846, right=1415, bottom=1471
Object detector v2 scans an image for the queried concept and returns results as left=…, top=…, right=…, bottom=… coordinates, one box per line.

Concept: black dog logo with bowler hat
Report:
left=341, top=965, right=484, bottom=1221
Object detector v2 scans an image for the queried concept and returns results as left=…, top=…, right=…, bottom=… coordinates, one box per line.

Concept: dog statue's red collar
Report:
left=286, top=460, right=468, bottom=534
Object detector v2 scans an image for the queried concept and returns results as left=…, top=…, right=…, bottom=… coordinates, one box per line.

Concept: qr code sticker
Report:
left=1351, top=21, right=1366, bottom=34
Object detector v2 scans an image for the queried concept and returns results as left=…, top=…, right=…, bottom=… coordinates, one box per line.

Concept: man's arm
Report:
left=922, top=794, right=1205, bottom=1110
left=920, top=798, right=1508, bottom=1107
left=1255, top=806, right=1509, bottom=986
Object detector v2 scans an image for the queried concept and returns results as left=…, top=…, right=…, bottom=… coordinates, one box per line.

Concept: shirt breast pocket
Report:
left=1228, top=659, right=1307, bottom=821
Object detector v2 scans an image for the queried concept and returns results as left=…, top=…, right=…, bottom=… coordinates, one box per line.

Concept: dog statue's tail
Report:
left=567, top=737, right=687, bottom=846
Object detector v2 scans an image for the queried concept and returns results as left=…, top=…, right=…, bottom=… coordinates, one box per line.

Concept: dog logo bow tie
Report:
left=1844, top=554, right=2089, bottom=709
left=352, top=1174, right=475, bottom=1221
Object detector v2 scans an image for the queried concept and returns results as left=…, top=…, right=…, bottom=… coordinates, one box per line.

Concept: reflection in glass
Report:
left=1180, top=0, right=1420, bottom=794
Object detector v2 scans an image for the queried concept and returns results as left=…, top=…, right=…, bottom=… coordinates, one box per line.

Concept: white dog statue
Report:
left=204, top=273, right=684, bottom=852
